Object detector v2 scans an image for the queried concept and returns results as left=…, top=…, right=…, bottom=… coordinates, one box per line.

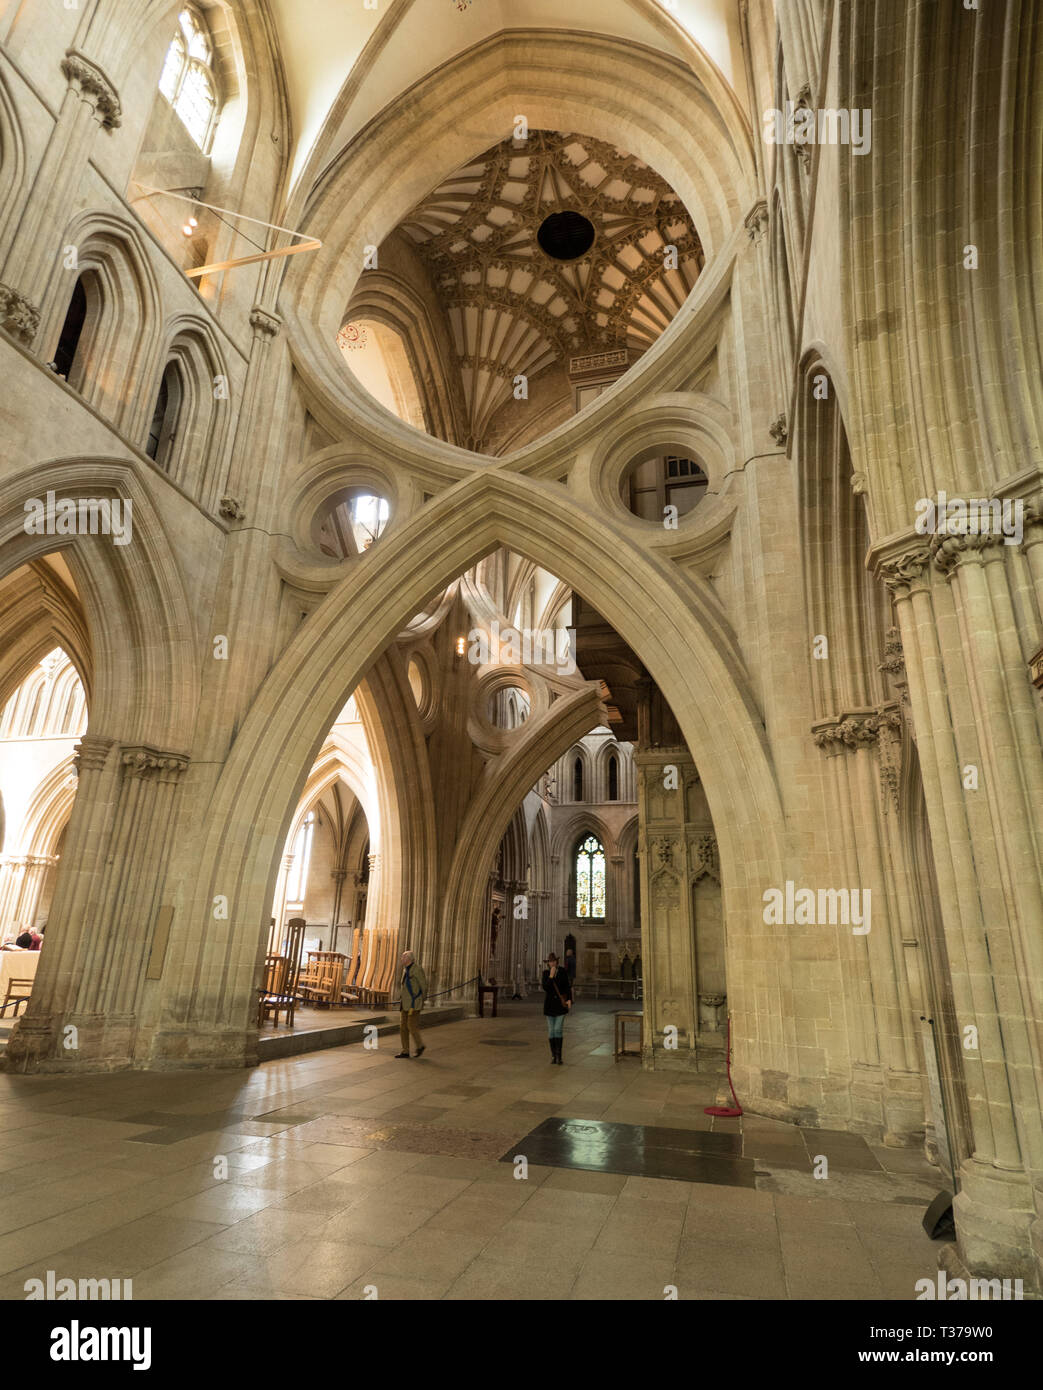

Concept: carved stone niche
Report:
left=698, top=992, right=726, bottom=1032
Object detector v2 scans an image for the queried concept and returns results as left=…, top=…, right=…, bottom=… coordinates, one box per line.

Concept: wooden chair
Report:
left=340, top=928, right=361, bottom=1005
left=257, top=917, right=306, bottom=1028
left=369, top=930, right=395, bottom=1005
left=355, top=928, right=380, bottom=1005
left=300, top=951, right=346, bottom=1006
left=0, top=978, right=33, bottom=1018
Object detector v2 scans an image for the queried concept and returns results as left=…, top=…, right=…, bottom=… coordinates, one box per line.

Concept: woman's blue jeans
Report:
left=546, top=1015, right=565, bottom=1038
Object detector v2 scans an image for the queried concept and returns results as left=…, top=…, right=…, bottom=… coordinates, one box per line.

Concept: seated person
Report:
left=15, top=929, right=33, bottom=949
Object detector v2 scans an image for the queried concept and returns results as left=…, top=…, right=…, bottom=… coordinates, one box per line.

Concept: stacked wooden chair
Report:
left=299, top=950, right=345, bottom=1007
left=356, top=929, right=397, bottom=1006
left=257, top=917, right=306, bottom=1028
left=339, top=927, right=362, bottom=1005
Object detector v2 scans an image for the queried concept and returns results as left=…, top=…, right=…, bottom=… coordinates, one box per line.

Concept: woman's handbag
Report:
left=550, top=974, right=572, bottom=1012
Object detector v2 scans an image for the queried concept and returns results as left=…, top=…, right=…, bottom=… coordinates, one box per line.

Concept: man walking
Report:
left=395, top=949, right=427, bottom=1058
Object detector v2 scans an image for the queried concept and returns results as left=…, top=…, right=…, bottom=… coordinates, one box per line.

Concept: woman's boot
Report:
left=549, top=1037, right=557, bottom=1063
left=553, top=1037, right=563, bottom=1064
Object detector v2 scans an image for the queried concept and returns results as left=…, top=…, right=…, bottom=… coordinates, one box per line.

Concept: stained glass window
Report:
left=575, top=834, right=606, bottom=919
left=159, top=9, right=218, bottom=150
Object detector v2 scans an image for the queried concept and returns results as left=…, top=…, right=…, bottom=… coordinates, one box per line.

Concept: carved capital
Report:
left=931, top=530, right=1004, bottom=575
left=813, top=706, right=901, bottom=754
left=768, top=413, right=788, bottom=447
left=61, top=50, right=122, bottom=129
left=73, top=735, right=115, bottom=776
left=219, top=496, right=246, bottom=522
left=877, top=545, right=932, bottom=598
left=249, top=306, right=282, bottom=339
left=0, top=282, right=41, bottom=346
left=120, top=745, right=190, bottom=781
left=744, top=199, right=769, bottom=244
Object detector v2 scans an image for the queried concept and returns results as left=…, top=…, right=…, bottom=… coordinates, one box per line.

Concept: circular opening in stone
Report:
left=537, top=210, right=596, bottom=261
left=620, top=454, right=709, bottom=523
left=487, top=686, right=530, bottom=729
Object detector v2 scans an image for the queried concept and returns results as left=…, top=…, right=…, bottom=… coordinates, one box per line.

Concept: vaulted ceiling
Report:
left=386, top=130, right=702, bottom=449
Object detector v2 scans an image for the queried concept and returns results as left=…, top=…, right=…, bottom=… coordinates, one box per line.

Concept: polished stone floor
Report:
left=0, top=1001, right=948, bottom=1299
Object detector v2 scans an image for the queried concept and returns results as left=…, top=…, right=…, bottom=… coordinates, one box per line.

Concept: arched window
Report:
left=608, top=754, right=618, bottom=801
left=286, top=811, right=315, bottom=904
left=146, top=362, right=183, bottom=467
left=159, top=8, right=219, bottom=150
left=573, top=757, right=583, bottom=802
left=349, top=494, right=389, bottom=551
left=51, top=277, right=88, bottom=382
left=575, top=834, right=606, bottom=919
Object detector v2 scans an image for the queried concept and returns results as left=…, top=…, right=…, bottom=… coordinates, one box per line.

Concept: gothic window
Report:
left=608, top=754, right=618, bottom=801
left=575, top=834, right=606, bottom=919
left=286, top=811, right=315, bottom=904
left=159, top=8, right=219, bottom=150
left=573, top=757, right=583, bottom=802
left=51, top=277, right=88, bottom=382
left=146, top=362, right=182, bottom=467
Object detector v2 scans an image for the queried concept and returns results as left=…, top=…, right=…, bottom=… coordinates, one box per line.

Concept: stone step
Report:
left=255, top=1003, right=467, bottom=1061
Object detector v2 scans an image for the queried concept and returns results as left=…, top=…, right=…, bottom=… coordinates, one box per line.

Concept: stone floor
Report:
left=0, top=1001, right=949, bottom=1300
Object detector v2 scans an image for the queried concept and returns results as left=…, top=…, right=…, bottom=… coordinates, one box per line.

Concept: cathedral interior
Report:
left=0, top=0, right=1041, bottom=1315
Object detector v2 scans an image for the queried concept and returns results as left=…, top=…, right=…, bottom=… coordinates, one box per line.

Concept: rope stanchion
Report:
left=390, top=973, right=481, bottom=1009
left=704, top=1013, right=744, bottom=1117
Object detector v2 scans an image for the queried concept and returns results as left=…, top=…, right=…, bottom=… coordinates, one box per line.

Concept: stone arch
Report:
left=0, top=562, right=93, bottom=715
left=344, top=271, right=465, bottom=445
left=795, top=352, right=889, bottom=718
left=20, top=756, right=78, bottom=861
left=36, top=214, right=163, bottom=436
left=278, top=29, right=754, bottom=452
left=151, top=467, right=784, bottom=1067
left=529, top=803, right=551, bottom=893
left=564, top=743, right=592, bottom=805
left=592, top=738, right=628, bottom=804
left=152, top=316, right=233, bottom=506
left=441, top=682, right=603, bottom=987
left=0, top=459, right=198, bottom=749
left=0, top=69, right=27, bottom=266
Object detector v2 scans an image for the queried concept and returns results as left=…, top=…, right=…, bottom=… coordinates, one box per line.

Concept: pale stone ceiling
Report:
left=267, top=0, right=747, bottom=190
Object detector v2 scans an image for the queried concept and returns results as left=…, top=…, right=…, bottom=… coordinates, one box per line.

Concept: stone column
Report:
left=609, top=855, right=625, bottom=940
left=876, top=534, right=1043, bottom=1289
left=809, top=707, right=925, bottom=1145
left=5, top=738, right=189, bottom=1070
left=635, top=748, right=700, bottom=1069
left=1, top=50, right=122, bottom=347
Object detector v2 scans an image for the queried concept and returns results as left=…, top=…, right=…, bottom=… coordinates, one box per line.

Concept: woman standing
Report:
left=541, top=952, right=573, bottom=1065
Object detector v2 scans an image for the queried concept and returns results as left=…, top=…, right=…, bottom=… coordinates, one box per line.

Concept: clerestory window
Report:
left=159, top=8, right=219, bottom=150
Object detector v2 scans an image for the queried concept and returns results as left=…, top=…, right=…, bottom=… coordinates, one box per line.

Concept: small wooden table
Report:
left=614, top=1010, right=643, bottom=1061
left=477, top=982, right=500, bottom=1017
